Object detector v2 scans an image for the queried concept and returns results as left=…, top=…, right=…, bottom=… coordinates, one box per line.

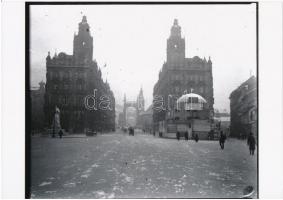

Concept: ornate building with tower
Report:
left=44, top=16, right=115, bottom=133
left=153, top=19, right=214, bottom=131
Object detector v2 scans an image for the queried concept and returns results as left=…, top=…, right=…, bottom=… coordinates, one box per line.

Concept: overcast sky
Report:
left=30, top=4, right=256, bottom=112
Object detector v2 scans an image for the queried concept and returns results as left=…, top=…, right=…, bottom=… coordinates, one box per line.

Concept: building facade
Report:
left=44, top=16, right=115, bottom=133
left=229, top=76, right=257, bottom=139
left=31, top=81, right=45, bottom=133
left=153, top=19, right=214, bottom=131
left=137, top=105, right=153, bottom=132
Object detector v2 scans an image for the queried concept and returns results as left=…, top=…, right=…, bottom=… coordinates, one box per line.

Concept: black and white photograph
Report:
left=26, top=2, right=259, bottom=198
left=2, top=0, right=283, bottom=199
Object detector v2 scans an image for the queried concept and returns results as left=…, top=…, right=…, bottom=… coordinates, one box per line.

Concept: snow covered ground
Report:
left=30, top=130, right=257, bottom=198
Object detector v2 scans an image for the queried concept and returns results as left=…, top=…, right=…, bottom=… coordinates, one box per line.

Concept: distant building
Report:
left=121, top=88, right=145, bottom=127
left=137, top=104, right=153, bottom=132
left=44, top=16, right=115, bottom=133
left=153, top=19, right=214, bottom=131
left=31, top=81, right=45, bottom=133
left=229, top=76, right=257, bottom=139
left=115, top=104, right=124, bottom=127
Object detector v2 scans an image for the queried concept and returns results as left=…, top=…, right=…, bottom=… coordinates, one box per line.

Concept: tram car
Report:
left=158, top=92, right=215, bottom=140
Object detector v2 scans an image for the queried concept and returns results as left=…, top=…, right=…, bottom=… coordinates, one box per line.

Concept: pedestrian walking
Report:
left=128, top=127, right=132, bottom=136
left=194, top=133, right=199, bottom=142
left=247, top=132, right=256, bottom=155
left=128, top=127, right=134, bottom=136
left=58, top=129, right=63, bottom=139
left=219, top=131, right=226, bottom=150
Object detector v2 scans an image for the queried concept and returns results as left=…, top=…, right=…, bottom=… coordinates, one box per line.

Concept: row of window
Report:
left=51, top=84, right=87, bottom=90
left=172, top=86, right=208, bottom=94
left=171, top=74, right=209, bottom=82
left=48, top=71, right=87, bottom=80
left=171, top=74, right=209, bottom=83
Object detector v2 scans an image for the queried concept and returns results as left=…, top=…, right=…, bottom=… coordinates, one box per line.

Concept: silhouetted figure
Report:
left=58, top=129, right=63, bottom=139
left=247, top=132, right=256, bottom=155
left=219, top=131, right=226, bottom=150
left=128, top=127, right=134, bottom=136
left=185, top=131, right=189, bottom=140
left=194, top=134, right=199, bottom=142
left=176, top=132, right=180, bottom=140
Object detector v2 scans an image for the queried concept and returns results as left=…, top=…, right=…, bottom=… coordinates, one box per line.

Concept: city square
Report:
left=31, top=131, right=257, bottom=198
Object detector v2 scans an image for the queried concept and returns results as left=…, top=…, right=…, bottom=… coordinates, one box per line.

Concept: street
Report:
left=30, top=130, right=257, bottom=198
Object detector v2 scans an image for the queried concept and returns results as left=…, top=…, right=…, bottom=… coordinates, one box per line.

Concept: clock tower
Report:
left=166, top=19, right=185, bottom=64
left=73, top=16, right=93, bottom=63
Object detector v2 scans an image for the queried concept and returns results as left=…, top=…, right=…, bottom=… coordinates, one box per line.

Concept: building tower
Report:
left=166, top=19, right=185, bottom=64
left=137, top=87, right=145, bottom=112
left=44, top=16, right=115, bottom=133
left=73, top=16, right=93, bottom=63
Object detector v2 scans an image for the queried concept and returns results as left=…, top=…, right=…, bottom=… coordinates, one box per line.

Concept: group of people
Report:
left=218, top=131, right=256, bottom=155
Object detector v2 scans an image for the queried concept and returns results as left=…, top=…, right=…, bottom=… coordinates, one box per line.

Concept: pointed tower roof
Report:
left=173, top=19, right=179, bottom=26
left=82, top=15, right=87, bottom=23
left=139, top=86, right=143, bottom=94
left=170, top=18, right=182, bottom=38
left=208, top=56, right=212, bottom=64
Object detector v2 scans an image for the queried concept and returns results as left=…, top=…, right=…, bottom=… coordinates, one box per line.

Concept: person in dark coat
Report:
left=194, top=133, right=199, bottom=142
left=128, top=127, right=132, bottom=136
left=176, top=132, right=180, bottom=140
left=247, top=132, right=256, bottom=155
left=128, top=127, right=134, bottom=136
left=219, top=131, right=226, bottom=150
